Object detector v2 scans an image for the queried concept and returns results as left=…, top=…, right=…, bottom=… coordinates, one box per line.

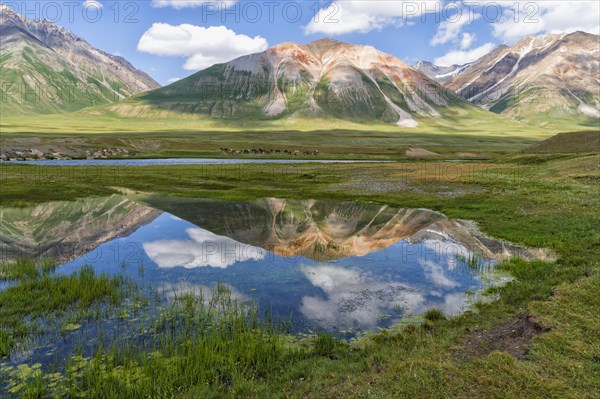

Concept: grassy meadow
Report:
left=0, top=143, right=598, bottom=397
left=0, top=103, right=564, bottom=160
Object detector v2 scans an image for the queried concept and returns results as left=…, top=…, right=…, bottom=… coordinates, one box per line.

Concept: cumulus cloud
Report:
left=419, top=259, right=460, bottom=288
left=431, top=11, right=479, bottom=46
left=299, top=265, right=426, bottom=329
left=460, top=32, right=476, bottom=49
left=83, top=0, right=102, bottom=9
left=151, top=0, right=236, bottom=9
left=143, top=227, right=266, bottom=269
left=137, top=23, right=269, bottom=70
left=430, top=6, right=483, bottom=66
left=167, top=77, right=182, bottom=84
left=441, top=293, right=469, bottom=314
left=434, top=42, right=495, bottom=66
left=491, top=1, right=600, bottom=43
left=305, top=0, right=442, bottom=35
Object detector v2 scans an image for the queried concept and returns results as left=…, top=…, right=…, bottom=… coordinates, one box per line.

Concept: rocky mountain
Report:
left=445, top=32, right=600, bottom=128
left=0, top=196, right=160, bottom=263
left=124, top=38, right=481, bottom=128
left=0, top=4, right=159, bottom=114
left=141, top=197, right=549, bottom=262
left=413, top=61, right=469, bottom=83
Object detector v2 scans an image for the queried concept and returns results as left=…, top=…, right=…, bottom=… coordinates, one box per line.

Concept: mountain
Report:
left=413, top=61, right=469, bottom=83
left=140, top=197, right=549, bottom=262
left=119, top=38, right=483, bottom=128
left=445, top=32, right=600, bottom=129
left=0, top=196, right=160, bottom=263
left=0, top=4, right=159, bottom=114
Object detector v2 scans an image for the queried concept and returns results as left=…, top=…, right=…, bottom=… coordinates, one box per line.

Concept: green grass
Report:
left=1, top=128, right=550, bottom=160
left=1, top=101, right=569, bottom=160
left=1, top=283, right=346, bottom=398
left=0, top=99, right=560, bottom=159
left=423, top=308, right=446, bottom=322
left=0, top=154, right=598, bottom=397
left=0, top=258, right=55, bottom=280
left=0, top=265, right=128, bottom=358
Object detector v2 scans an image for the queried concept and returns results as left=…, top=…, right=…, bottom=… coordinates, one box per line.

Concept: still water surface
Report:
left=1, top=195, right=536, bottom=366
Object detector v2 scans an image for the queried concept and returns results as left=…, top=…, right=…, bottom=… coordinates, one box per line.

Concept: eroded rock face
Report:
left=413, top=61, right=470, bottom=84
left=445, top=32, right=600, bottom=126
left=130, top=38, right=464, bottom=126
left=0, top=5, right=159, bottom=114
left=141, top=197, right=549, bottom=262
left=0, top=196, right=161, bottom=263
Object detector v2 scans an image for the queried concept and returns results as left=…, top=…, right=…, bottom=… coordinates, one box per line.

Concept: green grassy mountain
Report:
left=0, top=4, right=159, bottom=115
left=111, top=38, right=499, bottom=129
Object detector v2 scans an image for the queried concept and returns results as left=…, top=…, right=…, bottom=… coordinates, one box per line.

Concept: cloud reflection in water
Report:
left=143, top=227, right=266, bottom=269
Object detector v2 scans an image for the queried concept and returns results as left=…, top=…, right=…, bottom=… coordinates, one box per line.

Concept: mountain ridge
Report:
left=122, top=38, right=479, bottom=128
left=412, top=61, right=470, bottom=83
left=0, top=3, right=160, bottom=114
left=445, top=31, right=600, bottom=128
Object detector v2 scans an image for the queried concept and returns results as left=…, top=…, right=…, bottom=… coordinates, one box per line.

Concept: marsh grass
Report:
left=423, top=308, right=446, bottom=322
left=0, top=265, right=128, bottom=358
left=0, top=258, right=55, bottom=281
left=2, top=283, right=350, bottom=398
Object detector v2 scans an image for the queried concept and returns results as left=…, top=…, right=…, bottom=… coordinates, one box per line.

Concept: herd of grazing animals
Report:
left=220, top=148, right=320, bottom=156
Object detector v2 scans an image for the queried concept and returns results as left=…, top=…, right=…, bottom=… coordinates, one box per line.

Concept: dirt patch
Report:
left=455, top=315, right=549, bottom=360
left=455, top=152, right=486, bottom=159
left=405, top=147, right=439, bottom=159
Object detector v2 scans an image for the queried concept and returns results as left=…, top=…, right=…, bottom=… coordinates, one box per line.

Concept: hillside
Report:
left=523, top=131, right=600, bottom=153
left=113, top=38, right=492, bottom=128
left=0, top=4, right=159, bottom=115
left=446, top=32, right=600, bottom=129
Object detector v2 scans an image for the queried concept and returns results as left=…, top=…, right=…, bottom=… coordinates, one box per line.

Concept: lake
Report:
left=1, top=195, right=540, bottom=367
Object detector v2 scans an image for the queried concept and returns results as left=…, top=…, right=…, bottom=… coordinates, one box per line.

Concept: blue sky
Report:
left=5, top=1, right=600, bottom=85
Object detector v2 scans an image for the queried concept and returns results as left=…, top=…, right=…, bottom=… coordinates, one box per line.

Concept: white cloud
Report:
left=151, top=0, right=236, bottom=9
left=305, top=1, right=442, bottom=35
left=83, top=0, right=102, bottom=9
left=430, top=6, right=482, bottom=65
left=299, top=265, right=426, bottom=329
left=167, top=77, right=182, bottom=84
left=137, top=23, right=269, bottom=70
left=441, top=293, right=469, bottom=314
left=419, top=259, right=460, bottom=288
left=431, top=11, right=479, bottom=46
left=143, top=227, right=266, bottom=269
left=491, top=1, right=600, bottom=43
left=434, top=42, right=495, bottom=66
left=460, top=32, right=476, bottom=49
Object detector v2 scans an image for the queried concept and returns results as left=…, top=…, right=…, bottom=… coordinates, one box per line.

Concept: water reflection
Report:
left=0, top=196, right=159, bottom=263
left=1, top=195, right=543, bottom=335
left=299, top=264, right=427, bottom=330
left=144, top=227, right=266, bottom=269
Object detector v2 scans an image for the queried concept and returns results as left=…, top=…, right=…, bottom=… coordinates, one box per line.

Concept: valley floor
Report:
left=0, top=151, right=599, bottom=398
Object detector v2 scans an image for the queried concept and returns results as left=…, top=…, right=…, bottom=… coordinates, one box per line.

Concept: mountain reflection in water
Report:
left=1, top=195, right=547, bottom=333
